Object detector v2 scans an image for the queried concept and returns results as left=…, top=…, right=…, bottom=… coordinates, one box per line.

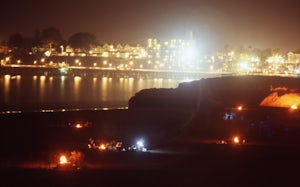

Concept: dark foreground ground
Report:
left=1, top=105, right=300, bottom=186
left=1, top=139, right=300, bottom=187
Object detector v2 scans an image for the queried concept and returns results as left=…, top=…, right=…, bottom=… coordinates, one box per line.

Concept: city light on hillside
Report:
left=239, top=62, right=250, bottom=71
left=181, top=45, right=197, bottom=61
left=1, top=34, right=300, bottom=75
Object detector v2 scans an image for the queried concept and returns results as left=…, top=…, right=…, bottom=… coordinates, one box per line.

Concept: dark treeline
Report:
left=2, top=27, right=99, bottom=57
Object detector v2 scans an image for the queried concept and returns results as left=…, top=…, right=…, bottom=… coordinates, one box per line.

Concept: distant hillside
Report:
left=129, top=76, right=300, bottom=110
left=129, top=76, right=300, bottom=141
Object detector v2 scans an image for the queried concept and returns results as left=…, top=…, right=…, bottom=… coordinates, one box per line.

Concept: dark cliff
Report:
left=128, top=75, right=300, bottom=141
left=129, top=75, right=300, bottom=110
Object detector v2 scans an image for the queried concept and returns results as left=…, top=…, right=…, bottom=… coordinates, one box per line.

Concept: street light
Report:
left=60, top=45, right=64, bottom=55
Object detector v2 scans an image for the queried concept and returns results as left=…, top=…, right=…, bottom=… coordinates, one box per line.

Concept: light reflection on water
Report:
left=39, top=75, right=46, bottom=102
left=101, top=77, right=109, bottom=102
left=3, top=75, right=10, bottom=104
left=74, top=76, right=82, bottom=101
left=0, top=74, right=190, bottom=112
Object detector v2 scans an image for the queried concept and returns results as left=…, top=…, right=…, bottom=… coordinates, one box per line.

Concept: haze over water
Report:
left=0, top=75, right=192, bottom=112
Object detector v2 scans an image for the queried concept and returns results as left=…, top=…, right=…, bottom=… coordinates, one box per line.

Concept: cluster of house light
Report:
left=1, top=38, right=300, bottom=75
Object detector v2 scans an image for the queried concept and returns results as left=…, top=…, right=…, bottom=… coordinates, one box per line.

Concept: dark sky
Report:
left=1, top=0, right=300, bottom=52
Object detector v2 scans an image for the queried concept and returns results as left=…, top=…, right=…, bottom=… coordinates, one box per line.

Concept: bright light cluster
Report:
left=59, top=155, right=68, bottom=165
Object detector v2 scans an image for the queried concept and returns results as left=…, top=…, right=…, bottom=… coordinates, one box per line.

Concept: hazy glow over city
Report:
left=1, top=0, right=300, bottom=52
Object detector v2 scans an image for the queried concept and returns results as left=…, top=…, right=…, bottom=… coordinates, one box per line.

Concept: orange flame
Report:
left=237, top=106, right=243, bottom=111
left=59, top=155, right=68, bottom=165
left=260, top=86, right=300, bottom=108
left=75, top=124, right=83, bottom=128
left=99, top=144, right=106, bottom=150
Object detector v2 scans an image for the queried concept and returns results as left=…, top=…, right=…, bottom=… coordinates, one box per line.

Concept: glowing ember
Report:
left=75, top=124, right=83, bottom=128
left=233, top=136, right=240, bottom=144
left=260, top=86, right=300, bottom=108
left=99, top=144, right=106, bottom=150
left=237, top=106, right=243, bottom=111
left=59, top=155, right=68, bottom=165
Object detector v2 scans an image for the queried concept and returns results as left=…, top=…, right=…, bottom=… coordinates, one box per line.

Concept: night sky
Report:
left=1, top=0, right=300, bottom=52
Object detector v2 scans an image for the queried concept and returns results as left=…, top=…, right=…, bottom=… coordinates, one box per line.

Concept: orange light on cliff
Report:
left=290, top=105, right=298, bottom=110
left=260, top=87, right=300, bottom=108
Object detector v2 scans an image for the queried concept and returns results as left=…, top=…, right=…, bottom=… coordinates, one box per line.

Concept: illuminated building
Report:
left=287, top=52, right=300, bottom=74
left=146, top=37, right=202, bottom=70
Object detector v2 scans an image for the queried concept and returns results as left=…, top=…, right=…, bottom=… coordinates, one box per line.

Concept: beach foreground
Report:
left=1, top=140, right=300, bottom=187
